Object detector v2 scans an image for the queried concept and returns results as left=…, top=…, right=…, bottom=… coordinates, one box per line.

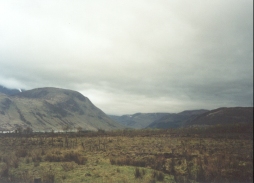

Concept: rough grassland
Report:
left=0, top=127, right=252, bottom=183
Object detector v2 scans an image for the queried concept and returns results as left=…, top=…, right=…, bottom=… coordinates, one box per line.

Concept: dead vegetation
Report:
left=0, top=124, right=252, bottom=183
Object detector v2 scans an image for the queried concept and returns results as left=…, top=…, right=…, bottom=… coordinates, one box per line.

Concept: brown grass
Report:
left=0, top=127, right=252, bottom=183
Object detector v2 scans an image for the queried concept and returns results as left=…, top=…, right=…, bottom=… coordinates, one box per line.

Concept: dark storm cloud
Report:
left=0, top=0, right=252, bottom=114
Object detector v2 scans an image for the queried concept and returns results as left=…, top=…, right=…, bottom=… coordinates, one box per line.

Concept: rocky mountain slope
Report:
left=109, top=113, right=169, bottom=129
left=0, top=87, right=124, bottom=131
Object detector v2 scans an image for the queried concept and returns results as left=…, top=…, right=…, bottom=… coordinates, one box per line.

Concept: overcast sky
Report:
left=0, top=0, right=253, bottom=115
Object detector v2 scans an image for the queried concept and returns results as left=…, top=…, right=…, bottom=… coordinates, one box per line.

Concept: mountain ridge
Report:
left=145, top=109, right=209, bottom=128
left=186, top=107, right=253, bottom=126
left=0, top=85, right=25, bottom=95
left=0, top=87, right=124, bottom=131
left=110, top=107, right=253, bottom=129
left=1, top=85, right=252, bottom=131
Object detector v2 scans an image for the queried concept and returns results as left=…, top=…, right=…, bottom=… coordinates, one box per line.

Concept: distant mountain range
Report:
left=147, top=109, right=209, bottom=128
left=109, top=113, right=169, bottom=129
left=109, top=110, right=208, bottom=129
left=0, top=86, right=124, bottom=131
left=110, top=108, right=253, bottom=129
left=1, top=85, right=252, bottom=131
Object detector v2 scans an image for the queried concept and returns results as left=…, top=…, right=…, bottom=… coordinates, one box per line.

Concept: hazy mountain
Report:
left=0, top=85, right=25, bottom=95
left=109, top=113, right=169, bottom=129
left=185, top=107, right=253, bottom=126
left=147, top=110, right=209, bottom=129
left=0, top=87, right=124, bottom=131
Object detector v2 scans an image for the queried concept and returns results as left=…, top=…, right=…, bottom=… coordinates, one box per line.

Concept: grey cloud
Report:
left=0, top=0, right=252, bottom=115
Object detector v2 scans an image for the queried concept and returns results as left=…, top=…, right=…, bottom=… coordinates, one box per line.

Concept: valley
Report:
left=0, top=86, right=253, bottom=183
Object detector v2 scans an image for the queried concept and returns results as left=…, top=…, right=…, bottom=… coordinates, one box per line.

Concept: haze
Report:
left=0, top=0, right=253, bottom=115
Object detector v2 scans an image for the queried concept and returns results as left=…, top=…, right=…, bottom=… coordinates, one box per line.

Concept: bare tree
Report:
left=62, top=125, right=70, bottom=133
left=17, top=126, right=23, bottom=134
left=77, top=126, right=83, bottom=134
left=24, top=127, right=33, bottom=134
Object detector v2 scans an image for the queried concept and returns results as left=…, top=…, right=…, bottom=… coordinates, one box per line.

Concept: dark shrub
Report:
left=152, top=171, right=164, bottom=182
left=15, top=149, right=27, bottom=158
left=0, top=165, right=9, bottom=178
left=42, top=171, right=55, bottom=183
left=134, top=167, right=142, bottom=179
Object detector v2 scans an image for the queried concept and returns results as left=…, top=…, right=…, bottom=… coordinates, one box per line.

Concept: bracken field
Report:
left=0, top=124, right=253, bottom=183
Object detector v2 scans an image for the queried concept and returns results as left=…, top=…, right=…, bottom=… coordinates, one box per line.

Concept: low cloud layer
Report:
left=0, top=0, right=253, bottom=115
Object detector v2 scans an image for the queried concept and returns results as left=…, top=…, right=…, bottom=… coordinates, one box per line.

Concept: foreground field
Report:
left=0, top=127, right=253, bottom=183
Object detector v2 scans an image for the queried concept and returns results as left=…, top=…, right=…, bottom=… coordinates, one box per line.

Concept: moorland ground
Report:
left=0, top=124, right=253, bottom=183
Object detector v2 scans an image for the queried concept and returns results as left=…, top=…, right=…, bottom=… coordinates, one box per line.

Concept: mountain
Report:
left=147, top=110, right=209, bottom=129
left=0, top=87, right=124, bottom=131
left=185, top=107, right=253, bottom=126
left=147, top=107, right=253, bottom=129
left=109, top=113, right=169, bottom=129
left=0, top=85, right=25, bottom=95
